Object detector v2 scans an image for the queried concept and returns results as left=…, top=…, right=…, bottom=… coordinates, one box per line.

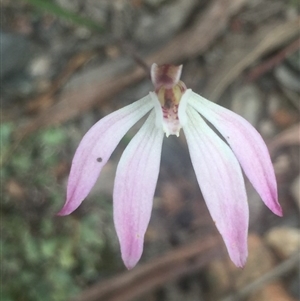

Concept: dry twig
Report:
left=26, top=51, right=96, bottom=113
left=203, top=17, right=300, bottom=101
left=15, top=0, right=248, bottom=139
left=245, top=37, right=300, bottom=83
left=221, top=253, right=300, bottom=301
left=70, top=236, right=223, bottom=301
left=268, top=123, right=300, bottom=155
left=1, top=0, right=248, bottom=167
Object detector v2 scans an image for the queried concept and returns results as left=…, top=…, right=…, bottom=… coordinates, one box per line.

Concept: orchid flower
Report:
left=58, top=63, right=282, bottom=269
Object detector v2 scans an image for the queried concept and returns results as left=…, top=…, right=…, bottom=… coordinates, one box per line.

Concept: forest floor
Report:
left=2, top=0, right=300, bottom=301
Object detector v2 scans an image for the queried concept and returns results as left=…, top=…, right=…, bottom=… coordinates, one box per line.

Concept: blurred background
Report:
left=1, top=0, right=300, bottom=300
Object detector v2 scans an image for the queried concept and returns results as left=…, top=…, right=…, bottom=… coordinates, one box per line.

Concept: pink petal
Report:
left=188, top=91, right=282, bottom=216
left=182, top=107, right=249, bottom=267
left=58, top=96, right=154, bottom=216
left=113, top=111, right=164, bottom=269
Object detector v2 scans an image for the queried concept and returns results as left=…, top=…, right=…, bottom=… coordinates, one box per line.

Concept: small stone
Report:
left=29, top=56, right=51, bottom=77
left=74, top=27, right=92, bottom=39
left=271, top=108, right=299, bottom=128
left=259, top=120, right=277, bottom=139
left=105, top=45, right=121, bottom=59
left=285, top=6, right=299, bottom=21
left=6, top=179, right=26, bottom=200
left=231, top=85, right=263, bottom=127
left=84, top=0, right=110, bottom=25
left=275, top=64, right=300, bottom=93
left=265, top=226, right=300, bottom=259
left=54, top=0, right=81, bottom=12
left=133, top=0, right=197, bottom=45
